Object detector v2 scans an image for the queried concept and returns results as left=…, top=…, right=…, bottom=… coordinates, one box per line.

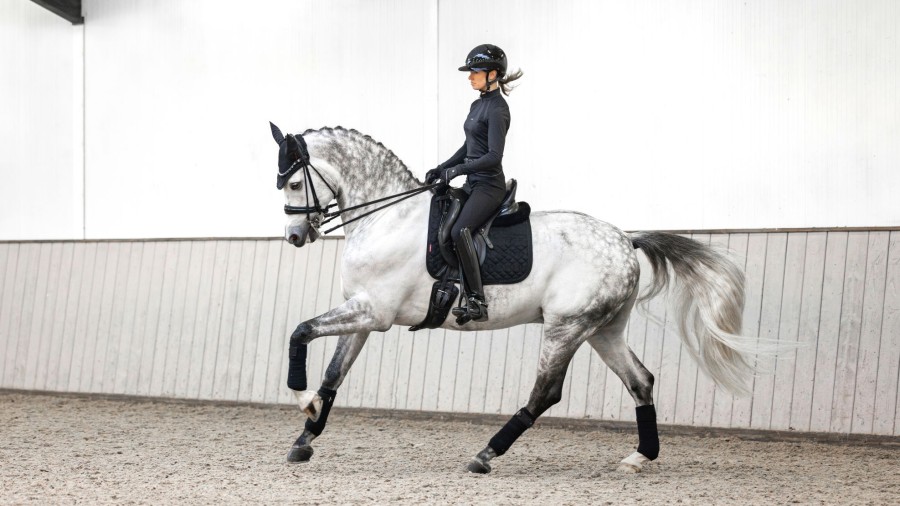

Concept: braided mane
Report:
left=302, top=126, right=421, bottom=188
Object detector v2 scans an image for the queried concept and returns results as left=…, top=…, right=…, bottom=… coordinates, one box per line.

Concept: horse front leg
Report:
left=287, top=332, right=370, bottom=463
left=287, top=296, right=385, bottom=391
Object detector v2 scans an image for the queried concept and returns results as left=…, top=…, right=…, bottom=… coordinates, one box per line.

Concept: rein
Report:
left=286, top=181, right=440, bottom=235
left=282, top=141, right=440, bottom=234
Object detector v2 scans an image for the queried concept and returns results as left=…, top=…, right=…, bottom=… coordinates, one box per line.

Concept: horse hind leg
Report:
left=467, top=322, right=583, bottom=474
left=587, top=315, right=658, bottom=473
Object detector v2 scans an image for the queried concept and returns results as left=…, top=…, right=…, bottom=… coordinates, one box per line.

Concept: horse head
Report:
left=270, top=122, right=339, bottom=248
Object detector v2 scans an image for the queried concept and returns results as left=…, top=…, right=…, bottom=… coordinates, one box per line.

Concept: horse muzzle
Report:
left=286, top=222, right=321, bottom=248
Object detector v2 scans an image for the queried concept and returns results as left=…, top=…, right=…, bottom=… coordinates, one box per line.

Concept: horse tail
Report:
left=630, top=232, right=784, bottom=396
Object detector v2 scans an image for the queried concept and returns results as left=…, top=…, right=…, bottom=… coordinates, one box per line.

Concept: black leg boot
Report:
left=452, top=227, right=488, bottom=324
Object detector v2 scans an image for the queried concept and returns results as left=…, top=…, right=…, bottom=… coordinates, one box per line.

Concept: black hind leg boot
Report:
left=452, top=227, right=488, bottom=324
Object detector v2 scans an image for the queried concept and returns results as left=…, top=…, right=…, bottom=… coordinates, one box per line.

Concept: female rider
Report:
left=425, top=44, right=523, bottom=323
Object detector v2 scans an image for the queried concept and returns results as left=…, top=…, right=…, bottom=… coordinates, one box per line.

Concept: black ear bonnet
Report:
left=271, top=121, right=311, bottom=190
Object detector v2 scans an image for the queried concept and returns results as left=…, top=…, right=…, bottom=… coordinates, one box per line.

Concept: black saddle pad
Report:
left=425, top=196, right=533, bottom=285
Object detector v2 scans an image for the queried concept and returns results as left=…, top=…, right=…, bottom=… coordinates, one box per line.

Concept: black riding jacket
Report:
left=438, top=88, right=510, bottom=193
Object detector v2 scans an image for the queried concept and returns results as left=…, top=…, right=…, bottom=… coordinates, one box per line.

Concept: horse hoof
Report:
left=618, top=451, right=650, bottom=473
left=466, top=459, right=492, bottom=474
left=287, top=445, right=314, bottom=463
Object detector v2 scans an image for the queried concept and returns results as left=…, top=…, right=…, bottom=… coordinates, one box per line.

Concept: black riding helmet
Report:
left=458, top=44, right=507, bottom=76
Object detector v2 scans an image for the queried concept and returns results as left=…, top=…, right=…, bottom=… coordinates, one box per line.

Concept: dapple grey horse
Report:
left=270, top=124, right=778, bottom=474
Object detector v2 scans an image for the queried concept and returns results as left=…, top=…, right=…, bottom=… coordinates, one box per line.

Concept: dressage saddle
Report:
left=412, top=179, right=533, bottom=331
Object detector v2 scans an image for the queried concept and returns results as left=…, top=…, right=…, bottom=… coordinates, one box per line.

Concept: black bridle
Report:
left=280, top=133, right=440, bottom=235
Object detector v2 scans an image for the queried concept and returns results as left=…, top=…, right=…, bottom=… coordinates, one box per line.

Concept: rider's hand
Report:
left=425, top=168, right=441, bottom=184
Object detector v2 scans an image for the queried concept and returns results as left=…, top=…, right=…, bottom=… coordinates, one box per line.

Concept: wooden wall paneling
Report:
left=790, top=232, right=827, bottom=431
left=750, top=233, right=787, bottom=430
left=0, top=244, right=9, bottom=343
left=732, top=234, right=767, bottom=428
left=265, top=242, right=294, bottom=405
left=674, top=234, right=711, bottom=425
left=830, top=232, right=869, bottom=432
left=133, top=242, right=166, bottom=396
left=88, top=242, right=120, bottom=393
left=376, top=326, right=401, bottom=409
left=163, top=241, right=193, bottom=397
left=437, top=330, right=462, bottom=412
left=13, top=243, right=41, bottom=388
left=34, top=242, right=64, bottom=391
left=694, top=234, right=730, bottom=426
left=77, top=242, right=109, bottom=393
left=566, top=338, right=591, bottom=418
left=768, top=233, right=807, bottom=430
left=451, top=329, right=476, bottom=412
left=5, top=243, right=37, bottom=388
left=127, top=242, right=155, bottom=395
left=23, top=243, right=52, bottom=390
left=0, top=243, right=25, bottom=388
left=809, top=232, right=849, bottom=432
left=0, top=243, right=13, bottom=385
left=100, top=243, right=132, bottom=394
left=221, top=241, right=256, bottom=400
left=484, top=328, right=510, bottom=414
left=392, top=314, right=418, bottom=409
left=249, top=240, right=283, bottom=403
left=159, top=241, right=191, bottom=397
left=196, top=242, right=226, bottom=400
left=400, top=330, right=429, bottom=411
left=874, top=231, right=900, bottom=435
left=236, top=240, right=269, bottom=401
left=113, top=242, right=143, bottom=395
left=209, top=241, right=244, bottom=399
left=67, top=242, right=99, bottom=392
left=392, top=328, right=415, bottom=410
left=47, top=243, right=80, bottom=391
left=176, top=241, right=205, bottom=398
left=276, top=245, right=311, bottom=406
left=360, top=323, right=384, bottom=408
left=851, top=232, right=889, bottom=433
left=468, top=330, right=494, bottom=413
left=500, top=326, right=527, bottom=414
left=146, top=242, right=177, bottom=396
left=420, top=329, right=447, bottom=411
left=711, top=234, right=748, bottom=427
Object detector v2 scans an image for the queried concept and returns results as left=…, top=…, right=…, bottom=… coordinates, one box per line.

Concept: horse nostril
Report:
left=289, top=234, right=300, bottom=244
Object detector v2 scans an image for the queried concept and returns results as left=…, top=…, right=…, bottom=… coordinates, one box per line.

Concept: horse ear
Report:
left=270, top=122, right=285, bottom=144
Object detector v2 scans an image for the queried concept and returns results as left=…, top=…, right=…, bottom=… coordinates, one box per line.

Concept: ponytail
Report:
left=499, top=69, right=524, bottom=96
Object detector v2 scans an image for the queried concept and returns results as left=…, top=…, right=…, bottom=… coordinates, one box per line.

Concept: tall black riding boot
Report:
left=452, top=227, right=488, bottom=324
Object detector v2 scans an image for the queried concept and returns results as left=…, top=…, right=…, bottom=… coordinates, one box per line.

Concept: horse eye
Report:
left=289, top=181, right=301, bottom=191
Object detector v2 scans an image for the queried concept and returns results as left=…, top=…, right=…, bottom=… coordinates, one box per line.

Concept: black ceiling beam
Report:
left=30, top=0, right=83, bottom=25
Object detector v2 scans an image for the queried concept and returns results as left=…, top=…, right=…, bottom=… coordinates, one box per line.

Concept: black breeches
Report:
left=451, top=187, right=505, bottom=243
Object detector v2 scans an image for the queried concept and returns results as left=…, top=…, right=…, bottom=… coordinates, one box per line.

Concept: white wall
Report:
left=0, top=1, right=83, bottom=240
left=2, top=0, right=899, bottom=237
